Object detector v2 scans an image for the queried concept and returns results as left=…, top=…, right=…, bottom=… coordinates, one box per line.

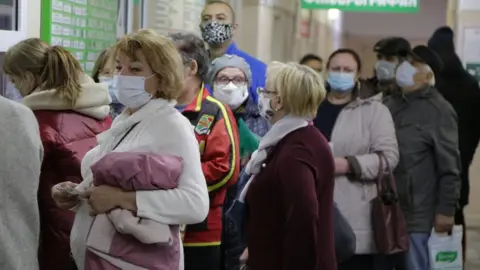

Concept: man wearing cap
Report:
left=428, top=27, right=480, bottom=262
left=384, top=48, right=461, bottom=270
left=367, top=37, right=413, bottom=96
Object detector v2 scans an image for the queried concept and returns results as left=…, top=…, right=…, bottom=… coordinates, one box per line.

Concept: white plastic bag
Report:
left=428, top=225, right=463, bottom=270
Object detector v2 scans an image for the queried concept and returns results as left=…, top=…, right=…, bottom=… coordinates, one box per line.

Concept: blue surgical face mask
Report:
left=327, top=72, right=356, bottom=92
left=99, top=76, right=119, bottom=104
left=375, top=60, right=397, bottom=81
left=395, top=61, right=417, bottom=88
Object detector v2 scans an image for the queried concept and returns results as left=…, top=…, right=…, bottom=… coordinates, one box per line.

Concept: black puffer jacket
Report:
left=429, top=26, right=480, bottom=207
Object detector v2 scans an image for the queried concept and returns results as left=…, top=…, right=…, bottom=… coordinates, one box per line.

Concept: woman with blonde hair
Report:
left=51, top=29, right=209, bottom=269
left=91, top=48, right=125, bottom=119
left=241, top=62, right=336, bottom=270
left=3, top=38, right=112, bottom=269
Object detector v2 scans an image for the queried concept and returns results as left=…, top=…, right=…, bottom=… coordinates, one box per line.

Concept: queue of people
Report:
left=0, top=0, right=476, bottom=269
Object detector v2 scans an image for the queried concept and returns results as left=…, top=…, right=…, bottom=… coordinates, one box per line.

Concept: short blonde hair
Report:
left=266, top=61, right=326, bottom=118
left=3, top=38, right=83, bottom=105
left=110, top=29, right=184, bottom=100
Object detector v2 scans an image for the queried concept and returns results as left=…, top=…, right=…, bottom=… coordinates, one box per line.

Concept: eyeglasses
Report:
left=256, top=87, right=277, bottom=96
left=215, top=76, right=247, bottom=86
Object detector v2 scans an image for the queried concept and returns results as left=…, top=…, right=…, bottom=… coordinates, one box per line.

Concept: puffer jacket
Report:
left=22, top=74, right=112, bottom=270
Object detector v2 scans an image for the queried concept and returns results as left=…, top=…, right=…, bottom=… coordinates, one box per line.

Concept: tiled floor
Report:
left=466, top=226, right=480, bottom=269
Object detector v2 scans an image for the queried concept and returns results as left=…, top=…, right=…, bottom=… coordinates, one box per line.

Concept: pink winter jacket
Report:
left=84, top=152, right=183, bottom=270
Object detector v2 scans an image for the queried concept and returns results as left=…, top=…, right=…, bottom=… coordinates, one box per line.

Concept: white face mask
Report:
left=395, top=61, right=417, bottom=88
left=99, top=76, right=119, bottom=103
left=258, top=94, right=275, bottom=121
left=213, top=82, right=249, bottom=110
left=113, top=75, right=153, bottom=109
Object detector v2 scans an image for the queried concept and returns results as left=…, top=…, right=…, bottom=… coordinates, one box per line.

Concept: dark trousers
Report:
left=455, top=206, right=467, bottom=265
left=184, top=246, right=221, bottom=270
left=338, top=254, right=405, bottom=270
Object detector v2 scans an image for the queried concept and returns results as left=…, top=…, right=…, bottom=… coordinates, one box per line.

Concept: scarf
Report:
left=239, top=115, right=309, bottom=202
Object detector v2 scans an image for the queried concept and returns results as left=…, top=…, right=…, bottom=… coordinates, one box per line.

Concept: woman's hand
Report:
left=334, top=157, right=350, bottom=174
left=83, top=185, right=125, bottom=216
left=52, top=181, right=80, bottom=210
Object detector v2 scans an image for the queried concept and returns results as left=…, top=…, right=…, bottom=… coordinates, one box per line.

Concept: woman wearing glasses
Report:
left=242, top=62, right=336, bottom=270
left=208, top=54, right=269, bottom=139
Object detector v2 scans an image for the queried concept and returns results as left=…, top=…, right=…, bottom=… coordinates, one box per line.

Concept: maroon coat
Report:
left=245, top=125, right=336, bottom=270
left=35, top=110, right=111, bottom=270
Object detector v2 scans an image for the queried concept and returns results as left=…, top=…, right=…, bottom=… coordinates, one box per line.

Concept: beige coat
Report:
left=331, top=93, right=399, bottom=254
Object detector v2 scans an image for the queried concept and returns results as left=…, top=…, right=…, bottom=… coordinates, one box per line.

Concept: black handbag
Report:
left=334, top=203, right=356, bottom=263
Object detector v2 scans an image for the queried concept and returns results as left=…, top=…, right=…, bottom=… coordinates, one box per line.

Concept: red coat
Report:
left=35, top=110, right=111, bottom=270
left=181, top=87, right=241, bottom=246
left=245, top=125, right=337, bottom=270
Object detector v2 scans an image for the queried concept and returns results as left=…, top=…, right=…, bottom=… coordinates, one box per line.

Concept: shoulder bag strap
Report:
left=376, top=152, right=396, bottom=195
left=375, top=152, right=385, bottom=194
left=112, top=122, right=139, bottom=151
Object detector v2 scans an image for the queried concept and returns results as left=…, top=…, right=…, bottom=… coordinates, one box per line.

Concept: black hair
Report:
left=299, top=54, right=323, bottom=65
left=169, top=32, right=210, bottom=82
left=205, top=1, right=236, bottom=23
left=326, top=48, right=362, bottom=72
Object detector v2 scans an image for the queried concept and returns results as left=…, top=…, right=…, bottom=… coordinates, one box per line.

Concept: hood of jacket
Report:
left=22, top=73, right=111, bottom=120
left=427, top=26, right=467, bottom=77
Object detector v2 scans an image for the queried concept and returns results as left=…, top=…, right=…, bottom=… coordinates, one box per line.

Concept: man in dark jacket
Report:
left=366, top=37, right=411, bottom=96
left=384, top=48, right=461, bottom=270
left=428, top=26, right=480, bottom=261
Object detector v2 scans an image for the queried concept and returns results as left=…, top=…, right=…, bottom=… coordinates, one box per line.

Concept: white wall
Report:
left=343, top=0, right=447, bottom=39
left=27, top=0, right=40, bottom=38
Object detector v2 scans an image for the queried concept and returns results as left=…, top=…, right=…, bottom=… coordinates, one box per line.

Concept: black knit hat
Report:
left=428, top=26, right=455, bottom=53
left=374, top=37, right=411, bottom=56
left=412, top=45, right=443, bottom=76
left=374, top=37, right=424, bottom=62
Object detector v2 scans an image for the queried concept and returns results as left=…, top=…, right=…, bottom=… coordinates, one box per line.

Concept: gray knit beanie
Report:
left=206, top=54, right=252, bottom=86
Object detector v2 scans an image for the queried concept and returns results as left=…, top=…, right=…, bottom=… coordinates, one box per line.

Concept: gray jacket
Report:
left=332, top=93, right=399, bottom=254
left=384, top=86, right=461, bottom=233
left=0, top=97, right=43, bottom=270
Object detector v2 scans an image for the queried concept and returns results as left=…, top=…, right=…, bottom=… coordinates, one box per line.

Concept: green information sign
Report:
left=466, top=63, right=480, bottom=85
left=41, top=0, right=118, bottom=74
left=301, top=0, right=419, bottom=13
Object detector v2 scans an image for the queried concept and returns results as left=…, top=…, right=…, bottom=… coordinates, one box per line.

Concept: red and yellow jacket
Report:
left=182, top=86, right=241, bottom=247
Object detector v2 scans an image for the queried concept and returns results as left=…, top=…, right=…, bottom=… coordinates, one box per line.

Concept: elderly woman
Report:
left=314, top=48, right=399, bottom=270
left=242, top=62, right=336, bottom=270
left=205, top=54, right=264, bottom=270
left=207, top=54, right=269, bottom=138
left=91, top=48, right=125, bottom=119
left=51, top=29, right=210, bottom=270
left=206, top=54, right=266, bottom=159
left=3, top=38, right=112, bottom=269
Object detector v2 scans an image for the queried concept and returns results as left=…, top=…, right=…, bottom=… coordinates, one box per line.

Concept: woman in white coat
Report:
left=51, top=29, right=209, bottom=270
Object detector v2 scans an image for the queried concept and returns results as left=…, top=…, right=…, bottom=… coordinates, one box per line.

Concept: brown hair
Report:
left=3, top=38, right=83, bottom=105
left=91, top=48, right=112, bottom=83
left=109, top=29, right=184, bottom=100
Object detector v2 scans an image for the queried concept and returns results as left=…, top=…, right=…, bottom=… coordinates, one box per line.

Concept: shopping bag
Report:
left=428, top=225, right=463, bottom=270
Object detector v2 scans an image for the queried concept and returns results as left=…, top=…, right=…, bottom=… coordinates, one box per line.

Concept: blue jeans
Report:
left=406, top=233, right=430, bottom=270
